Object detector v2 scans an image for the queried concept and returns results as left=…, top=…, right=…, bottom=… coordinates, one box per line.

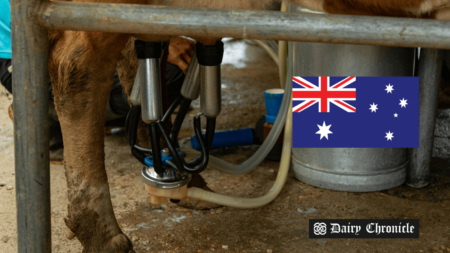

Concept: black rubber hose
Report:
left=131, top=148, right=147, bottom=165
left=161, top=94, right=183, bottom=125
left=205, top=117, right=216, bottom=149
left=170, top=98, right=192, bottom=143
left=184, top=116, right=209, bottom=173
left=125, top=107, right=131, bottom=143
left=126, top=105, right=141, bottom=147
left=149, top=123, right=165, bottom=176
left=166, top=116, right=209, bottom=174
left=157, top=121, right=185, bottom=173
left=127, top=107, right=152, bottom=155
left=125, top=105, right=150, bottom=165
left=186, top=117, right=216, bottom=167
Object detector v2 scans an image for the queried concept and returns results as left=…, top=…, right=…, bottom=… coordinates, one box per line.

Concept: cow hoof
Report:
left=66, top=227, right=76, bottom=240
left=105, top=233, right=134, bottom=253
left=50, top=148, right=64, bottom=165
left=177, top=185, right=222, bottom=210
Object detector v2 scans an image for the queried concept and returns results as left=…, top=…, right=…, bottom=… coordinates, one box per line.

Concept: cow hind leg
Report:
left=48, top=31, right=134, bottom=253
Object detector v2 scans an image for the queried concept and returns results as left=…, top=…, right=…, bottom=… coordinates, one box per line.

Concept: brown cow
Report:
left=47, top=0, right=450, bottom=251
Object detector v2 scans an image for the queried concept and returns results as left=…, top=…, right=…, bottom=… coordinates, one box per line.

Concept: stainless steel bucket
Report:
left=289, top=4, right=416, bottom=192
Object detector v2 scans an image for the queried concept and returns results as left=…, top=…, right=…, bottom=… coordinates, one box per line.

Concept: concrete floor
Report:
left=1, top=39, right=450, bottom=253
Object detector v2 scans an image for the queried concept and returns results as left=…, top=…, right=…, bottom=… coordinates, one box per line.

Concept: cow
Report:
left=47, top=0, right=450, bottom=251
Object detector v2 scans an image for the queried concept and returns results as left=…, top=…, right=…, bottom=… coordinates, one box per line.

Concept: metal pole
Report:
left=12, top=0, right=51, bottom=250
left=36, top=2, right=450, bottom=50
left=407, top=49, right=444, bottom=188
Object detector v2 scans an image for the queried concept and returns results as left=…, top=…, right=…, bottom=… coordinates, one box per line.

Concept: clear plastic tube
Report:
left=181, top=42, right=293, bottom=175
left=251, top=40, right=279, bottom=66
left=187, top=99, right=292, bottom=208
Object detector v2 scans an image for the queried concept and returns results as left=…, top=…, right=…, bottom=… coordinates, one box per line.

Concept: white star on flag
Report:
left=316, top=121, right=333, bottom=140
left=399, top=98, right=408, bottom=108
left=369, top=103, right=378, bottom=113
left=385, top=84, right=394, bottom=93
left=394, top=113, right=398, bottom=118
left=385, top=131, right=394, bottom=141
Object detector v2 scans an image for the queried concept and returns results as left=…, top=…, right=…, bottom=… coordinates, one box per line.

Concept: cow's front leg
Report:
left=49, top=31, right=134, bottom=252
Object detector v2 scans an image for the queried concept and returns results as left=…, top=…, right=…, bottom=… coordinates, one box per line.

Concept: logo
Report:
left=309, top=219, right=419, bottom=239
left=313, top=222, right=327, bottom=235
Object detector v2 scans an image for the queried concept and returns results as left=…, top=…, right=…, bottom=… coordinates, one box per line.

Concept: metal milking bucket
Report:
left=289, top=3, right=416, bottom=192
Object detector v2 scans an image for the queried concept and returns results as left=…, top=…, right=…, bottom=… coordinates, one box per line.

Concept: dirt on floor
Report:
left=1, top=40, right=450, bottom=253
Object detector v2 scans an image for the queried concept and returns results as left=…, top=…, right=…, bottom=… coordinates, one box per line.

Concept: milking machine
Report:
left=125, top=39, right=225, bottom=204
left=123, top=36, right=294, bottom=208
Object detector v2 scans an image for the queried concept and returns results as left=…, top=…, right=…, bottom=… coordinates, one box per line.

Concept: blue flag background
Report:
left=292, top=77, right=419, bottom=148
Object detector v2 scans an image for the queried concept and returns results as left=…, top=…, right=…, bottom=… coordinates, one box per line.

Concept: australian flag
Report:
left=292, top=76, right=419, bottom=148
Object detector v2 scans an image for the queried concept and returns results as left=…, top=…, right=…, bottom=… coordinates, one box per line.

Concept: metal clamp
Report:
left=141, top=166, right=191, bottom=189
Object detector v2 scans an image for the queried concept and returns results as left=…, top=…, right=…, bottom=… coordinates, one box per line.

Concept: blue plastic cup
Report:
left=264, top=88, right=284, bottom=124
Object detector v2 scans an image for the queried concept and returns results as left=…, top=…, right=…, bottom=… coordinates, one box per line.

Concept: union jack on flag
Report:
left=293, top=76, right=356, bottom=113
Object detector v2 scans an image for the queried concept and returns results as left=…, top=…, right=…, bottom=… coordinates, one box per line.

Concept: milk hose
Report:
left=181, top=40, right=293, bottom=207
left=181, top=43, right=293, bottom=175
